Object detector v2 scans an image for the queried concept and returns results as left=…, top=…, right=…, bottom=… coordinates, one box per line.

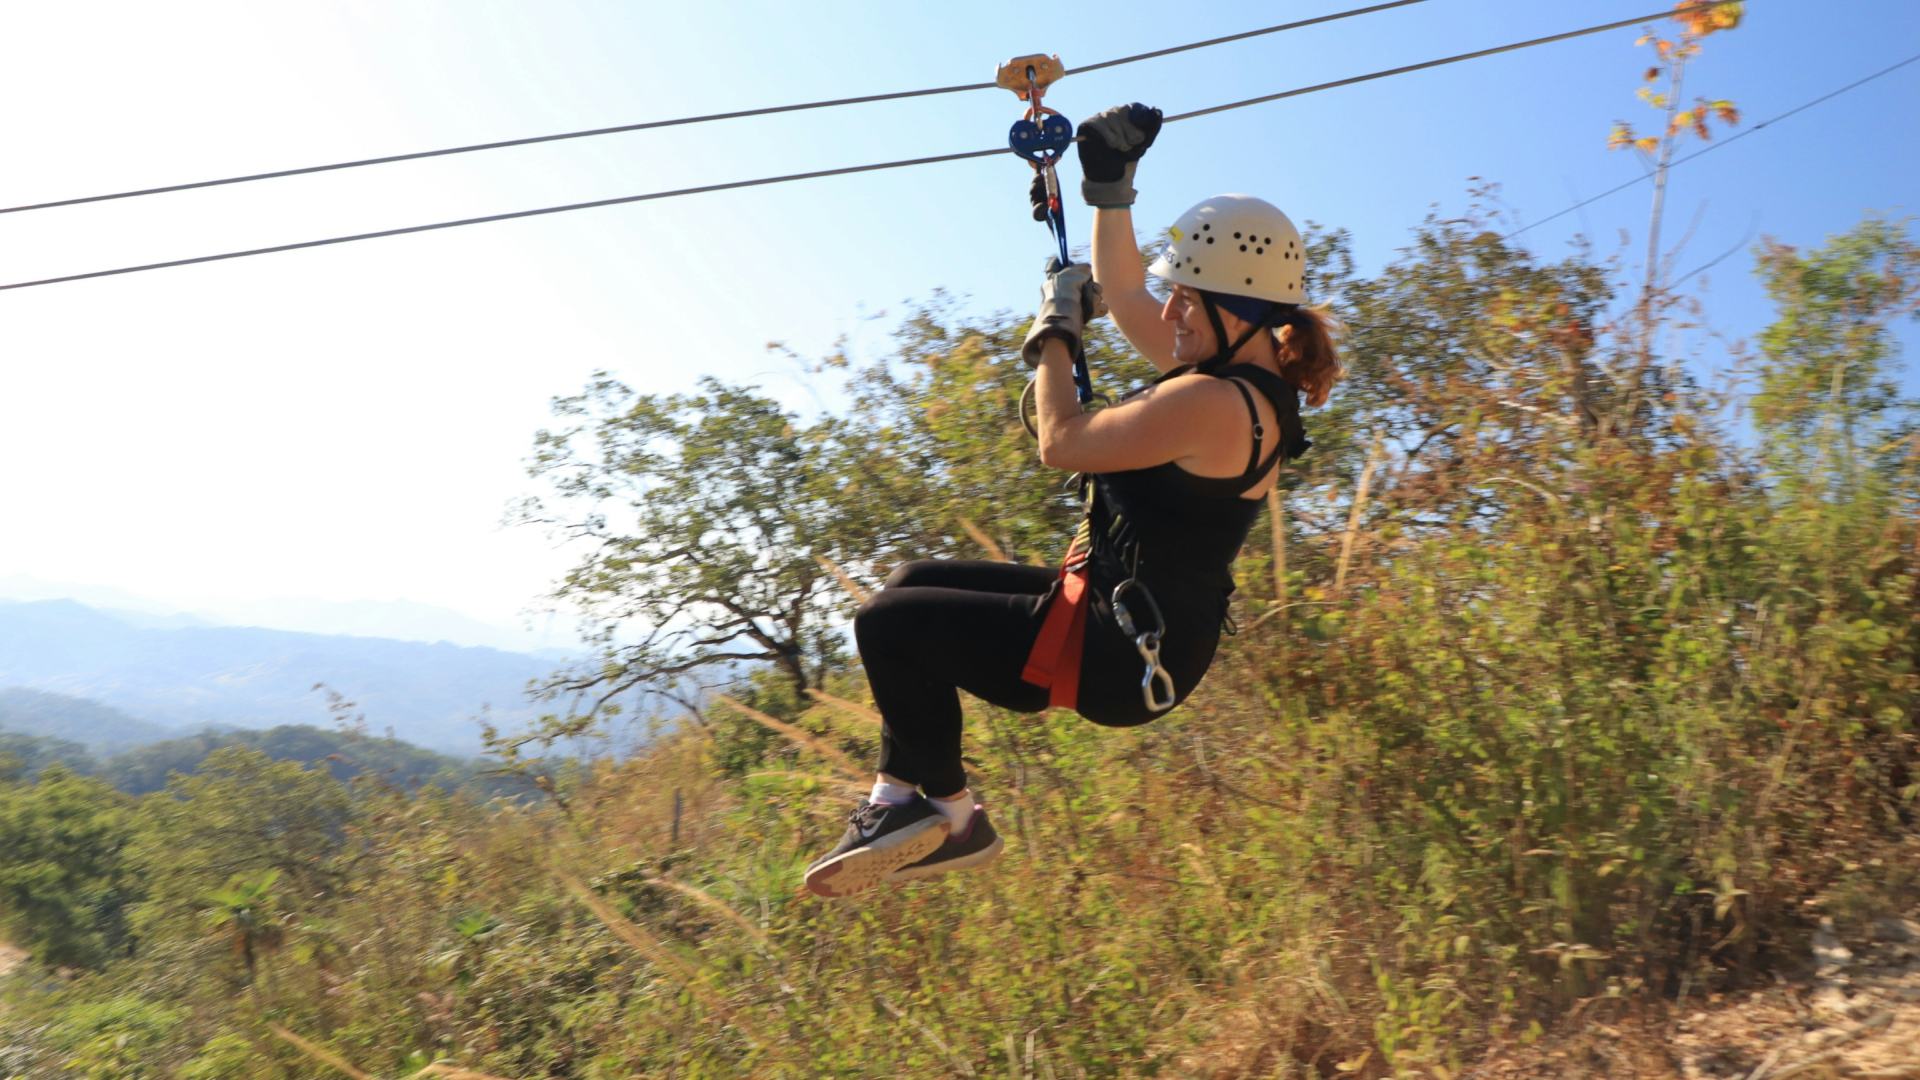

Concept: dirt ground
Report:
left=1464, top=910, right=1920, bottom=1080
left=0, top=942, right=20, bottom=981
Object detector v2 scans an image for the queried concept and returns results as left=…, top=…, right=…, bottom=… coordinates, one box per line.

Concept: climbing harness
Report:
left=1022, top=476, right=1178, bottom=715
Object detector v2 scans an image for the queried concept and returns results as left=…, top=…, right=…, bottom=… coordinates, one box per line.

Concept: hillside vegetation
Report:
left=0, top=689, right=172, bottom=754
left=0, top=685, right=524, bottom=798
left=1, top=206, right=1916, bottom=1078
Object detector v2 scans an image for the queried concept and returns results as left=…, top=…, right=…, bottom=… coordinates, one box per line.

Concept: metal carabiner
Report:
left=1134, top=631, right=1178, bottom=713
left=1112, top=577, right=1176, bottom=713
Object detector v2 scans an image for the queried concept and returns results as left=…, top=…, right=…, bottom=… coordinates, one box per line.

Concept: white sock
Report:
left=928, top=789, right=976, bottom=838
left=869, top=779, right=918, bottom=806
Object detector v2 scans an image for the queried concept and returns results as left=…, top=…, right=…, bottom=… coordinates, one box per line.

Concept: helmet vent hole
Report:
left=1239, top=244, right=1247, bottom=252
left=1206, top=237, right=1214, bottom=244
left=1264, top=237, right=1273, bottom=245
left=1245, top=277, right=1254, bottom=286
left=1256, top=247, right=1264, bottom=255
left=1202, top=224, right=1211, bottom=231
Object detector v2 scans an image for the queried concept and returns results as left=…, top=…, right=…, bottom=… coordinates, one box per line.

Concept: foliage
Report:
left=520, top=375, right=865, bottom=713
left=0, top=765, right=141, bottom=970
left=174, top=1034, right=259, bottom=1080
left=2, top=201, right=1915, bottom=1076
left=42, top=996, right=184, bottom=1079
left=96, top=723, right=508, bottom=797
left=127, top=747, right=351, bottom=943
left=0, top=732, right=95, bottom=780
left=1608, top=1, right=1743, bottom=154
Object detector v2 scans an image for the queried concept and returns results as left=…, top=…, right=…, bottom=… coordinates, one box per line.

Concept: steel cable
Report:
left=9, top=4, right=1869, bottom=293
left=0, top=0, right=1430, bottom=217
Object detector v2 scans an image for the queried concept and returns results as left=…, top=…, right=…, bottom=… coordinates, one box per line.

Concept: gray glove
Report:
left=1021, top=259, right=1107, bottom=368
left=1077, top=103, right=1162, bottom=208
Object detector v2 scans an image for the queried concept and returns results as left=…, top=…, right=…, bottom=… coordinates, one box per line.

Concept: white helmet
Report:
left=1147, top=194, right=1306, bottom=305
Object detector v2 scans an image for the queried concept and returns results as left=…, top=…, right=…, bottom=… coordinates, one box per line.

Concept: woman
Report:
left=804, top=103, right=1343, bottom=898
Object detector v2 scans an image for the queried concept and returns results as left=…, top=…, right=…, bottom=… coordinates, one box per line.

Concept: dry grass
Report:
left=804, top=687, right=884, bottom=728
left=1335, top=434, right=1383, bottom=595
left=266, top=1024, right=374, bottom=1080
left=637, top=873, right=777, bottom=952
left=555, top=870, right=777, bottom=1056
left=814, top=553, right=872, bottom=604
left=713, top=693, right=866, bottom=781
left=407, top=1064, right=518, bottom=1080
left=957, top=516, right=1010, bottom=562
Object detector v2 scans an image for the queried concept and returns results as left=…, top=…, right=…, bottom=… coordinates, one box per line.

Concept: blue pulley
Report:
left=1009, top=113, right=1073, bottom=164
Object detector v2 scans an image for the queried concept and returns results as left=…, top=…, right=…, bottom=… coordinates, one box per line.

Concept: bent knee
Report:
left=882, top=559, right=945, bottom=591
left=854, top=586, right=915, bottom=645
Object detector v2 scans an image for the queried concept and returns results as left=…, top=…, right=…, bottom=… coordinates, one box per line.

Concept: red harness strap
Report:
left=1021, top=531, right=1092, bottom=708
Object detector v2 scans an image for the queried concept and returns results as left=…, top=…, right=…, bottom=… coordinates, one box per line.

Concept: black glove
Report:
left=1077, top=103, right=1162, bottom=208
left=1021, top=258, right=1108, bottom=368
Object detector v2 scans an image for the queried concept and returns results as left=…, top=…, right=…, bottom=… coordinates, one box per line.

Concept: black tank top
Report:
left=1083, top=363, right=1311, bottom=598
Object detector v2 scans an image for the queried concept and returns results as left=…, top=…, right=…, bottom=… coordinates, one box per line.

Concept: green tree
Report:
left=522, top=375, right=873, bottom=708
left=203, top=868, right=284, bottom=986
left=129, top=746, right=350, bottom=940
left=0, top=765, right=141, bottom=969
left=45, top=996, right=184, bottom=1079
left=1751, top=215, right=1920, bottom=478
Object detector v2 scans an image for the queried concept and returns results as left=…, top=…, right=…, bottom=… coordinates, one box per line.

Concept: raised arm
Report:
left=1079, top=104, right=1178, bottom=372
left=1091, top=207, right=1177, bottom=372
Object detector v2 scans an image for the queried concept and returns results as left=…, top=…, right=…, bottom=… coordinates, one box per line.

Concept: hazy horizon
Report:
left=0, top=574, right=584, bottom=655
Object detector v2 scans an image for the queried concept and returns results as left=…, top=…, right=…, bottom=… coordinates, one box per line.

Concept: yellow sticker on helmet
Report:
left=1169, top=225, right=1185, bottom=242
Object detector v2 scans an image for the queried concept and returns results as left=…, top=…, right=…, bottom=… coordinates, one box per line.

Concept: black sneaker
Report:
left=886, top=805, right=1004, bottom=883
left=803, top=798, right=949, bottom=898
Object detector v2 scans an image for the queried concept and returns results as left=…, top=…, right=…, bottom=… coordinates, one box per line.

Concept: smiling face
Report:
left=1162, top=284, right=1260, bottom=367
left=1160, top=285, right=1215, bottom=366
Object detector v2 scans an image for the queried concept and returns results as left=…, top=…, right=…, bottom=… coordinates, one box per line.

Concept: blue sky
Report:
left=1, top=0, right=1915, bottom=649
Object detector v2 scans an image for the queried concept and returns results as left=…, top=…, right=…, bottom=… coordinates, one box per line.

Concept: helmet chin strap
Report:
left=1195, top=293, right=1272, bottom=374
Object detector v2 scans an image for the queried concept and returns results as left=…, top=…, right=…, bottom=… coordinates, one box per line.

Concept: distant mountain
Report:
left=93, top=723, right=538, bottom=798
left=0, top=687, right=176, bottom=752
left=0, top=574, right=586, bottom=653
left=0, top=600, right=564, bottom=755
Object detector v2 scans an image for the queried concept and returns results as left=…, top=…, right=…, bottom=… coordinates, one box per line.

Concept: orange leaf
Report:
left=1655, top=39, right=1674, bottom=58
left=1634, top=137, right=1660, bottom=153
left=1645, top=66, right=1662, bottom=82
left=1711, top=100, right=1740, bottom=124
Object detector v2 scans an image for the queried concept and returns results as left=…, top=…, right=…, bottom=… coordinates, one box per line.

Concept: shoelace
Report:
left=848, top=801, right=884, bottom=829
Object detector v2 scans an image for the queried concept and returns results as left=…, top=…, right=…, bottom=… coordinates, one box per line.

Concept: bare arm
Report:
left=1092, top=207, right=1178, bottom=372
left=1033, top=337, right=1228, bottom=474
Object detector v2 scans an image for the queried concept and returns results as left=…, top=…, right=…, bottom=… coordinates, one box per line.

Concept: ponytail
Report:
left=1274, top=304, right=1344, bottom=408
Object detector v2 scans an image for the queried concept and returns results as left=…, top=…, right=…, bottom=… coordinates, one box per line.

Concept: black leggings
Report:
left=853, top=559, right=1222, bottom=798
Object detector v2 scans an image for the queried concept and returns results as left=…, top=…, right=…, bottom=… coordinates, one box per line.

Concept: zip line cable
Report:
left=0, top=147, right=1007, bottom=291
left=0, top=0, right=1430, bottom=217
left=1503, top=50, right=1920, bottom=240
left=0, top=4, right=1821, bottom=293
